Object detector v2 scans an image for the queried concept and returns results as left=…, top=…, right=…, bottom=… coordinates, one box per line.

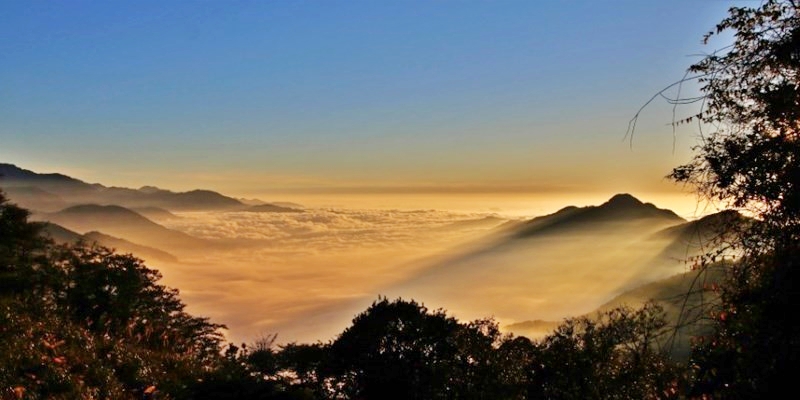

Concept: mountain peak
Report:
left=515, top=193, right=684, bottom=238
left=603, top=193, right=644, bottom=208
left=138, top=185, right=164, bottom=194
left=595, top=193, right=683, bottom=222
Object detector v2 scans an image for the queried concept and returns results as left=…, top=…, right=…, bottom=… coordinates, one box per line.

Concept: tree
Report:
left=0, top=189, right=227, bottom=399
left=0, top=191, right=49, bottom=297
left=529, top=303, right=682, bottom=400
left=322, top=297, right=523, bottom=399
left=668, top=0, right=800, bottom=239
left=634, top=1, right=800, bottom=397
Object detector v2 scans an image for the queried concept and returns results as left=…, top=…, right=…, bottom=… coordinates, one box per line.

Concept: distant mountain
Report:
left=1, top=185, right=67, bottom=212
left=40, top=222, right=178, bottom=263
left=505, top=265, right=724, bottom=360
left=433, top=216, right=508, bottom=232
left=138, top=189, right=243, bottom=211
left=132, top=206, right=182, bottom=221
left=382, top=194, right=694, bottom=334
left=238, top=197, right=267, bottom=206
left=0, top=163, right=87, bottom=187
left=138, top=185, right=163, bottom=194
left=653, top=210, right=747, bottom=262
left=592, top=265, right=723, bottom=322
left=40, top=222, right=84, bottom=243
left=0, top=163, right=246, bottom=211
left=272, top=201, right=304, bottom=210
left=83, top=232, right=179, bottom=263
left=40, top=204, right=206, bottom=251
left=237, top=198, right=305, bottom=209
left=502, top=209, right=743, bottom=345
left=515, top=193, right=684, bottom=238
left=243, top=204, right=304, bottom=213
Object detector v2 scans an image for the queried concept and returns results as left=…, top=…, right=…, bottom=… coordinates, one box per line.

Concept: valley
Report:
left=0, top=163, right=726, bottom=345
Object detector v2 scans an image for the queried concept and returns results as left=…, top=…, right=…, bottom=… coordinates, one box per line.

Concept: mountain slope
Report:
left=41, top=204, right=206, bottom=251
left=505, top=265, right=724, bottom=360
left=515, top=193, right=684, bottom=238
left=40, top=222, right=84, bottom=243
left=244, top=204, right=304, bottom=213
left=40, top=222, right=179, bottom=263
left=131, top=207, right=182, bottom=222
left=502, top=210, right=744, bottom=346
left=1, top=163, right=245, bottom=211
left=1, top=186, right=67, bottom=212
left=653, top=210, right=746, bottom=262
left=83, top=232, right=179, bottom=263
left=0, top=163, right=88, bottom=187
left=382, top=194, right=692, bottom=332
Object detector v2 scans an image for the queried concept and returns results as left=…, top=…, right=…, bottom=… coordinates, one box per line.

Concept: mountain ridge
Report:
left=1, top=163, right=253, bottom=211
left=514, top=193, right=684, bottom=238
left=40, top=222, right=179, bottom=263
left=40, top=204, right=207, bottom=251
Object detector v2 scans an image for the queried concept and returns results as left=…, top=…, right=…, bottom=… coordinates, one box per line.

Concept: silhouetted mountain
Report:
left=0, top=163, right=88, bottom=187
left=131, top=206, right=182, bottom=221
left=1, top=185, right=67, bottom=212
left=238, top=197, right=267, bottom=206
left=41, top=222, right=84, bottom=243
left=1, top=163, right=246, bottom=211
left=83, top=232, right=179, bottom=263
left=515, top=193, right=684, bottom=238
left=138, top=185, right=163, bottom=194
left=433, top=216, right=507, bottom=232
left=380, top=194, right=694, bottom=336
left=238, top=198, right=306, bottom=209
left=272, top=201, right=305, bottom=209
left=593, top=266, right=723, bottom=320
left=244, top=204, right=304, bottom=213
left=40, top=222, right=179, bottom=263
left=653, top=210, right=747, bottom=261
left=41, top=204, right=206, bottom=250
left=505, top=265, right=724, bottom=360
left=145, top=189, right=243, bottom=211
left=493, top=218, right=528, bottom=233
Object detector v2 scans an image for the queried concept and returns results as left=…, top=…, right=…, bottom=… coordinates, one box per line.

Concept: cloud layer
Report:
left=152, top=208, right=509, bottom=343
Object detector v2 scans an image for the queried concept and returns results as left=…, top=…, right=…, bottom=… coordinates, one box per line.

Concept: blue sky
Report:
left=1, top=1, right=738, bottom=199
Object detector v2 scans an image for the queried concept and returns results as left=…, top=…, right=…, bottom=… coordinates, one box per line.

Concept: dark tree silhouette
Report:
left=668, top=0, right=800, bottom=239
left=323, top=297, right=521, bottom=399
left=0, top=190, right=226, bottom=399
left=632, top=1, right=800, bottom=397
left=529, top=303, right=681, bottom=400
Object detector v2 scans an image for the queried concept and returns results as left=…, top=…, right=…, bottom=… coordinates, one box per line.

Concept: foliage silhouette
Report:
left=529, top=302, right=682, bottom=399
left=205, top=298, right=679, bottom=400
left=1, top=190, right=225, bottom=399
left=322, top=297, right=518, bottom=399
left=632, top=0, right=800, bottom=397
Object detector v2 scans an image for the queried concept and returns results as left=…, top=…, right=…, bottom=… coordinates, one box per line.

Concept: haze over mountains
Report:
left=376, top=194, right=698, bottom=328
left=0, top=162, right=731, bottom=344
left=0, top=163, right=297, bottom=213
left=41, top=222, right=179, bottom=263
left=44, top=204, right=208, bottom=251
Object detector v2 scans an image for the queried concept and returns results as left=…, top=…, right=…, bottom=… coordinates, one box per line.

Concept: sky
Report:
left=0, top=0, right=741, bottom=212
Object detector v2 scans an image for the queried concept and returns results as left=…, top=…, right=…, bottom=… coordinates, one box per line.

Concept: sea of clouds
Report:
left=152, top=207, right=509, bottom=344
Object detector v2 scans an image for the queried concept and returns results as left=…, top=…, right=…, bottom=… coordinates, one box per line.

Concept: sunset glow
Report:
left=1, top=0, right=738, bottom=344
